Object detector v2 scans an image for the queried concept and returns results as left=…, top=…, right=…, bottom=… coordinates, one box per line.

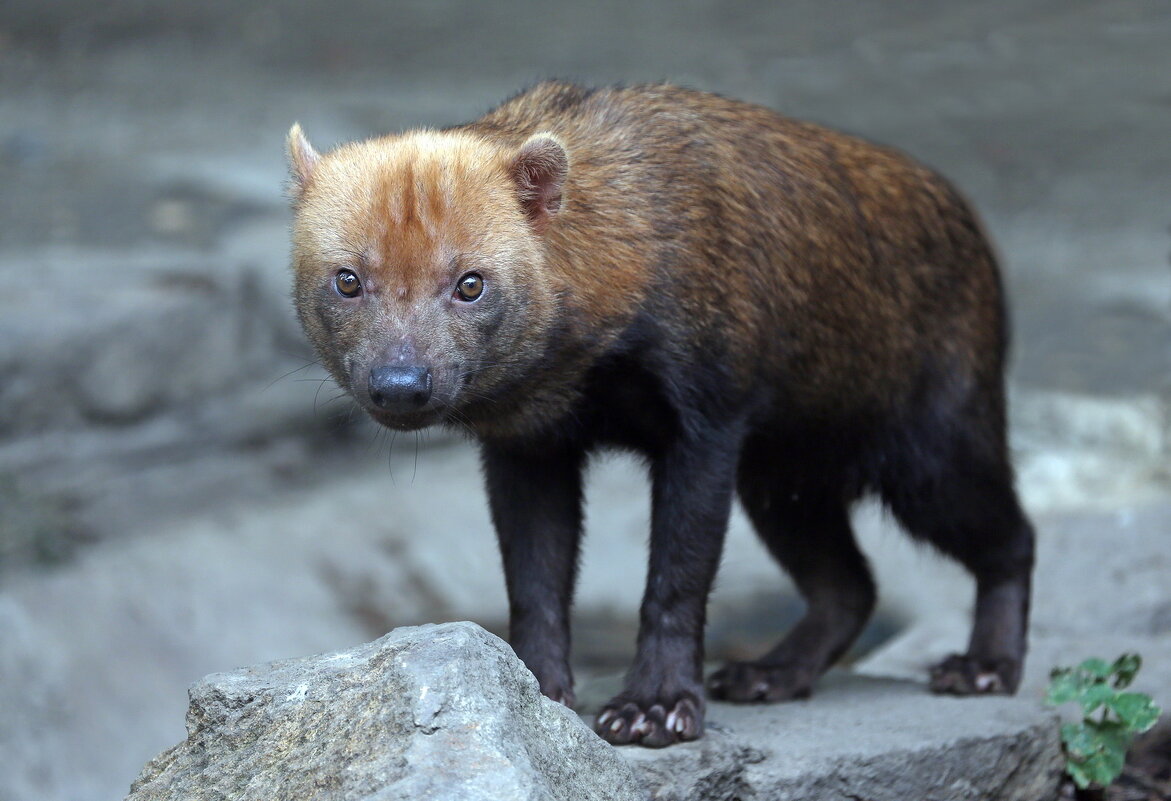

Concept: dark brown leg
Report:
left=883, top=428, right=1034, bottom=694
left=709, top=484, right=876, bottom=702
left=594, top=422, right=742, bottom=747
left=482, top=441, right=585, bottom=706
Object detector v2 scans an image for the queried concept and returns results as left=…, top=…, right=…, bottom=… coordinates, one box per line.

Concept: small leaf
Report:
left=1063, top=721, right=1131, bottom=788
left=1108, top=692, right=1161, bottom=732
left=1067, top=759, right=1095, bottom=790
left=1081, top=738, right=1128, bottom=786
left=1093, top=719, right=1133, bottom=753
left=1060, top=722, right=1098, bottom=758
left=1078, top=682, right=1115, bottom=717
left=1079, top=658, right=1114, bottom=679
left=1050, top=653, right=1159, bottom=790
left=1046, top=672, right=1087, bottom=706
left=1111, top=654, right=1142, bottom=688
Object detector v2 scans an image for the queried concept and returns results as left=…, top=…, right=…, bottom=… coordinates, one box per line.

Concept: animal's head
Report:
left=286, top=125, right=569, bottom=431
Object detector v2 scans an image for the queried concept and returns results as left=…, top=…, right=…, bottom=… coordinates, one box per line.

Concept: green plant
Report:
left=1045, top=653, right=1162, bottom=790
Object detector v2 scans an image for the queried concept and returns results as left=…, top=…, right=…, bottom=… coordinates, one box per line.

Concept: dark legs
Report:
left=884, top=443, right=1035, bottom=694
left=484, top=420, right=742, bottom=748
left=709, top=452, right=877, bottom=701
left=711, top=403, right=1033, bottom=702
left=594, top=422, right=743, bottom=747
left=483, top=388, right=1032, bottom=750
left=481, top=442, right=585, bottom=706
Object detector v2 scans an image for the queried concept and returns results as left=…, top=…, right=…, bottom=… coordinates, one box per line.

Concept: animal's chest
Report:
left=573, top=357, right=680, bottom=456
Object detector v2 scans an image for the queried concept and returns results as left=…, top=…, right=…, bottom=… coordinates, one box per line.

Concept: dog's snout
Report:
left=368, top=365, right=433, bottom=412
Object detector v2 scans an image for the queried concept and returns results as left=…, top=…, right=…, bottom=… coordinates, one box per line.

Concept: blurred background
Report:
left=0, top=1, right=1168, bottom=799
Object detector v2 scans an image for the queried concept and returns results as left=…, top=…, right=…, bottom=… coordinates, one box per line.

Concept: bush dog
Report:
left=286, top=82, right=1034, bottom=747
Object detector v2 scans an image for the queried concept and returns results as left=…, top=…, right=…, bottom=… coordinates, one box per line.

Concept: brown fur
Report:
left=292, top=85, right=1000, bottom=435
left=287, top=82, right=1032, bottom=748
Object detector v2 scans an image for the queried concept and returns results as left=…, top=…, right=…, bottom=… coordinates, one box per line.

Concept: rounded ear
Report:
left=286, top=123, right=320, bottom=203
left=509, top=133, right=569, bottom=233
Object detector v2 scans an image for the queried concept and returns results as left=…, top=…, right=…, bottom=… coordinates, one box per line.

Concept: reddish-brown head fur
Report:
left=287, top=126, right=574, bottom=431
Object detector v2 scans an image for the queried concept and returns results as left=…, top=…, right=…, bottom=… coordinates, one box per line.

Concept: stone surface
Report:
left=622, top=674, right=1063, bottom=801
left=125, top=622, right=644, bottom=801
left=4, top=437, right=1169, bottom=801
left=1012, top=391, right=1170, bottom=513
left=122, top=621, right=1063, bottom=801
left=121, top=620, right=1062, bottom=801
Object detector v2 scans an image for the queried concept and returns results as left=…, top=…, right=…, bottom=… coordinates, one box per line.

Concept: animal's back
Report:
left=466, top=82, right=1006, bottom=425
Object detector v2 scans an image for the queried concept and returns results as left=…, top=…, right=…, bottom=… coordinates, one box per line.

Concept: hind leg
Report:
left=709, top=470, right=876, bottom=702
left=886, top=439, right=1034, bottom=695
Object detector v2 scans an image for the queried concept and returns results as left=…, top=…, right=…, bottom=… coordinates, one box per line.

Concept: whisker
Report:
left=264, top=360, right=324, bottom=391
left=413, top=431, right=420, bottom=483
left=451, top=388, right=501, bottom=405
left=321, top=400, right=360, bottom=434
left=433, top=398, right=480, bottom=439
left=387, top=429, right=399, bottom=485
left=278, top=349, right=322, bottom=363
left=455, top=358, right=531, bottom=379
left=313, top=380, right=330, bottom=414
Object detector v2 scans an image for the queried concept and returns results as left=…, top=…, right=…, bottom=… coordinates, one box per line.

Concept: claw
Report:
left=594, top=694, right=704, bottom=747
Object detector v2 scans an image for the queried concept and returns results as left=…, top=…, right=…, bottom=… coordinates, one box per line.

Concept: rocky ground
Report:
left=0, top=2, right=1168, bottom=800
left=123, top=622, right=1065, bottom=801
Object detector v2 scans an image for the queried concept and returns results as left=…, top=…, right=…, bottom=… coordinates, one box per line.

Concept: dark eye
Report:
left=455, top=272, right=484, bottom=302
left=335, top=269, right=363, bottom=298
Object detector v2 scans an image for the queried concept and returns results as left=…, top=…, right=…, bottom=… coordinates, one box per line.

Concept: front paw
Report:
left=541, top=683, right=576, bottom=709
left=594, top=692, right=704, bottom=747
left=519, top=655, right=576, bottom=708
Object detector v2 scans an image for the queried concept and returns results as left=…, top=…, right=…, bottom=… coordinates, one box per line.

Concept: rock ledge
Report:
left=127, top=622, right=643, bottom=801
left=127, top=622, right=1063, bottom=801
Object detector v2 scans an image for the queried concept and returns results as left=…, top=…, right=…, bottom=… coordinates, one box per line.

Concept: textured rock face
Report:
left=125, top=622, right=643, bottom=801
left=619, top=674, right=1064, bottom=801
left=126, top=619, right=1064, bottom=801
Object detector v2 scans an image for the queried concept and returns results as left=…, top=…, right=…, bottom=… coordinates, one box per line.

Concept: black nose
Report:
left=368, top=365, right=433, bottom=412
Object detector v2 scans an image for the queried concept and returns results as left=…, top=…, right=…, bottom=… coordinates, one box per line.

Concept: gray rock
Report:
left=125, top=621, right=644, bottom=801
left=619, top=673, right=1064, bottom=801
left=124, top=618, right=1061, bottom=801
